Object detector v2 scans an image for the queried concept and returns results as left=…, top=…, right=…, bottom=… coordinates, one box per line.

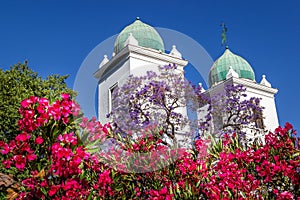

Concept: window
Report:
left=108, top=83, right=118, bottom=113
left=254, top=110, right=264, bottom=129
left=250, top=99, right=265, bottom=129
left=213, top=113, right=223, bottom=131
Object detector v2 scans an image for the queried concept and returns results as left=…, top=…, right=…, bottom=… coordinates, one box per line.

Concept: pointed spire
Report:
left=226, top=66, right=239, bottom=79
left=124, top=32, right=139, bottom=47
left=169, top=45, right=182, bottom=58
left=99, top=55, right=109, bottom=68
left=260, top=75, right=271, bottom=87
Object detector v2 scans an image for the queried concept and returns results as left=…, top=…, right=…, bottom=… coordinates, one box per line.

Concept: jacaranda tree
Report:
left=109, top=64, right=199, bottom=147
left=198, top=84, right=264, bottom=142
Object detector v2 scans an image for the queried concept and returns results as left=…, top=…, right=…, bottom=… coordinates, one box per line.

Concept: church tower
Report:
left=200, top=46, right=279, bottom=139
left=94, top=18, right=188, bottom=123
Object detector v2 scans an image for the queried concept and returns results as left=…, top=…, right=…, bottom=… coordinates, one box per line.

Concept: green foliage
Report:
left=0, top=61, right=76, bottom=141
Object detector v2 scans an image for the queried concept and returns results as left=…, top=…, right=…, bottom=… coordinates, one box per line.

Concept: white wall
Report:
left=98, top=60, right=130, bottom=123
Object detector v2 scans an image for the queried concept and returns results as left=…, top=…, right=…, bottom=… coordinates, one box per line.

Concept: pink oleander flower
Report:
left=61, top=93, right=70, bottom=100
left=27, top=153, right=37, bottom=161
left=35, top=136, right=44, bottom=144
left=22, top=178, right=36, bottom=190
left=0, top=142, right=10, bottom=154
left=2, top=159, right=12, bottom=168
left=49, top=185, right=60, bottom=196
left=13, top=155, right=26, bottom=170
left=15, top=132, right=30, bottom=142
left=277, top=191, right=294, bottom=200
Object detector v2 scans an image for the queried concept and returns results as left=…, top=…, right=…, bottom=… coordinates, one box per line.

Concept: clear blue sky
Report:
left=1, top=0, right=299, bottom=131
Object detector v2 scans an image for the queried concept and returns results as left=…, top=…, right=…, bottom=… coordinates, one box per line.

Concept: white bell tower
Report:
left=94, top=18, right=188, bottom=124
left=198, top=47, right=279, bottom=140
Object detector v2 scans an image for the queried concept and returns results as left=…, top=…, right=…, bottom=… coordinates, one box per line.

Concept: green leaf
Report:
left=85, top=138, right=102, bottom=153
left=176, top=186, right=181, bottom=194
left=87, top=190, right=93, bottom=200
left=80, top=169, right=87, bottom=180
left=292, top=151, right=300, bottom=158
left=40, top=187, right=47, bottom=196
left=240, top=191, right=246, bottom=198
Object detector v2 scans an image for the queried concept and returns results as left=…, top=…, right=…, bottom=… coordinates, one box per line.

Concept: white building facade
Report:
left=94, top=18, right=279, bottom=140
left=199, top=47, right=279, bottom=140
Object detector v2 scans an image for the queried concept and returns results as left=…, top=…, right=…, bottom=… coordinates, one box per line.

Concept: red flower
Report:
left=159, top=187, right=168, bottom=195
left=2, top=160, right=12, bottom=168
left=27, top=153, right=37, bottom=161
left=35, top=136, right=44, bottom=144
left=22, top=178, right=36, bottom=190
left=15, top=132, right=30, bottom=142
left=49, top=185, right=60, bottom=196
left=13, top=155, right=26, bottom=170
left=0, top=143, right=10, bottom=154
left=20, top=99, right=33, bottom=108
left=61, top=93, right=70, bottom=100
left=285, top=122, right=293, bottom=130
left=277, top=191, right=294, bottom=200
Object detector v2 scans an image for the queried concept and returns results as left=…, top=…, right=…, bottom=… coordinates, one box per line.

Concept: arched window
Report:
left=108, top=83, right=118, bottom=113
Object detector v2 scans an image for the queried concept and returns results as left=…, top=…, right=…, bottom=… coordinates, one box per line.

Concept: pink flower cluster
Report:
left=0, top=94, right=299, bottom=199
left=18, top=93, right=80, bottom=132
left=50, top=136, right=88, bottom=177
left=80, top=116, right=111, bottom=143
left=0, top=135, right=36, bottom=170
left=201, top=123, right=300, bottom=199
left=147, top=187, right=173, bottom=200
left=18, top=136, right=93, bottom=199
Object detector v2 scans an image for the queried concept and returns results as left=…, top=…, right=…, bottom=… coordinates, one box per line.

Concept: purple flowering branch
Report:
left=109, top=64, right=200, bottom=147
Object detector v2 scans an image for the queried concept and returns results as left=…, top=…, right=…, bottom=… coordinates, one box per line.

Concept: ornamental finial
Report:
left=221, top=22, right=228, bottom=48
left=260, top=74, right=272, bottom=87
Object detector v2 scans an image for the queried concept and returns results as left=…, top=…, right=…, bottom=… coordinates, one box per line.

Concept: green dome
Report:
left=209, top=48, right=255, bottom=87
left=114, top=18, right=165, bottom=54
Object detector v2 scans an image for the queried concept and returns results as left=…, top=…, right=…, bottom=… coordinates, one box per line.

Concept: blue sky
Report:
left=1, top=0, right=299, bottom=131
